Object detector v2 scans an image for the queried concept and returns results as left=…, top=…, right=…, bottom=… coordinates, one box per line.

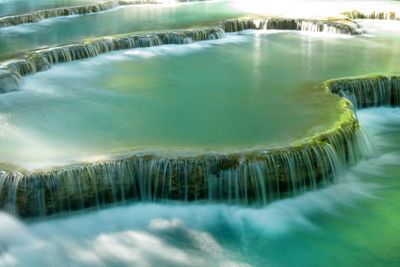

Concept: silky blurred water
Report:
left=0, top=107, right=399, bottom=267
left=0, top=1, right=400, bottom=266
left=0, top=0, right=100, bottom=16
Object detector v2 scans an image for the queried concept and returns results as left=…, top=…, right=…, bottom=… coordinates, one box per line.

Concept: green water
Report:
left=1, top=28, right=400, bottom=170
left=0, top=1, right=400, bottom=266
left=0, top=1, right=245, bottom=59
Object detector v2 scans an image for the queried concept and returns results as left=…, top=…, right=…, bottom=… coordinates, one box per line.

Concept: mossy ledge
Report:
left=0, top=17, right=360, bottom=93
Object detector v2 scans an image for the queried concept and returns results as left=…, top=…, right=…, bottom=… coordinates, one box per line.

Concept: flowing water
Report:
left=0, top=107, right=399, bottom=266
left=0, top=0, right=100, bottom=16
left=0, top=0, right=246, bottom=59
left=0, top=0, right=400, bottom=266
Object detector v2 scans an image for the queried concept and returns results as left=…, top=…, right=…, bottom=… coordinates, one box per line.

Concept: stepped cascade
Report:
left=342, top=10, right=399, bottom=20
left=1, top=1, right=400, bottom=266
left=0, top=14, right=397, bottom=218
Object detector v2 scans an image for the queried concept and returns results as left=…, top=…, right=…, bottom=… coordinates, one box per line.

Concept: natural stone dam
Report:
left=0, top=0, right=400, bottom=266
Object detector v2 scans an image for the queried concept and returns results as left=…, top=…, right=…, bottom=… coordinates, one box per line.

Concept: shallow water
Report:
left=0, top=107, right=399, bottom=267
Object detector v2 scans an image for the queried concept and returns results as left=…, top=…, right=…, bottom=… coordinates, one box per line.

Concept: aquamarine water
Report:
left=0, top=1, right=400, bottom=266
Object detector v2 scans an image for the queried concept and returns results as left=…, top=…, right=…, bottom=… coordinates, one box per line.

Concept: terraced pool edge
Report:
left=2, top=18, right=399, bottom=218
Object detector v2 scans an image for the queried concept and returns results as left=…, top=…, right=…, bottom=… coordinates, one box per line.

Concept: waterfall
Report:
left=0, top=68, right=22, bottom=93
left=0, top=110, right=370, bottom=218
left=219, top=18, right=360, bottom=35
left=0, top=0, right=163, bottom=28
left=0, top=27, right=225, bottom=80
left=342, top=10, right=399, bottom=20
left=0, top=0, right=212, bottom=28
left=0, top=16, right=382, bottom=218
left=325, top=75, right=400, bottom=109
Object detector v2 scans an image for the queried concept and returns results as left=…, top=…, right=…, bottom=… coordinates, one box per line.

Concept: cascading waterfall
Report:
left=325, top=75, right=400, bottom=109
left=0, top=0, right=212, bottom=28
left=0, top=16, right=382, bottom=219
left=0, top=68, right=22, bottom=93
left=0, top=0, right=171, bottom=28
left=220, top=18, right=360, bottom=35
left=342, top=10, right=399, bottom=21
left=0, top=112, right=368, bottom=218
left=0, top=27, right=225, bottom=80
